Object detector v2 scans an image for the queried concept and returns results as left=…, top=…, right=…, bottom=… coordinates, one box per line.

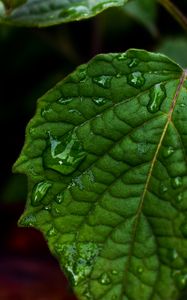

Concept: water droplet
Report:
left=160, top=183, right=168, bottom=194
left=116, top=73, right=121, bottom=78
left=55, top=192, right=64, bottom=204
left=147, top=83, right=166, bottom=113
left=69, top=109, right=82, bottom=116
left=79, top=67, right=87, bottom=82
left=99, top=272, right=111, bottom=285
left=111, top=270, right=118, bottom=275
left=162, top=146, right=174, bottom=158
left=128, top=58, right=139, bottom=68
left=43, top=131, right=86, bottom=175
left=177, top=193, right=183, bottom=203
left=41, top=107, right=53, bottom=118
left=58, top=97, right=73, bottom=105
left=92, top=97, right=107, bottom=106
left=137, top=267, right=144, bottom=274
left=168, top=249, right=179, bottom=261
left=47, top=226, right=57, bottom=237
left=173, top=270, right=187, bottom=289
left=93, top=75, right=111, bottom=88
left=31, top=181, right=52, bottom=207
left=19, top=214, right=36, bottom=227
left=127, top=71, right=145, bottom=88
left=171, top=177, right=183, bottom=189
left=117, top=53, right=128, bottom=61
left=180, top=222, right=187, bottom=237
left=44, top=204, right=52, bottom=211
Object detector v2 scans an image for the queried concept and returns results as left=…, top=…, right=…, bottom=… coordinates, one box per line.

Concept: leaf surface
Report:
left=0, top=0, right=127, bottom=27
left=14, top=49, right=187, bottom=300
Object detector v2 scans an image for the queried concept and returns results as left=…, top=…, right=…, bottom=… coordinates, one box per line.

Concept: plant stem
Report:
left=158, top=0, right=187, bottom=33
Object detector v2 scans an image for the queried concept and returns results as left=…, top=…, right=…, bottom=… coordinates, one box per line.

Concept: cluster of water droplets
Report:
left=55, top=241, right=100, bottom=287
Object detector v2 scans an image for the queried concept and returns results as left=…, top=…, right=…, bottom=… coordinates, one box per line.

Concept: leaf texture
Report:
left=0, top=0, right=127, bottom=27
left=14, top=49, right=187, bottom=300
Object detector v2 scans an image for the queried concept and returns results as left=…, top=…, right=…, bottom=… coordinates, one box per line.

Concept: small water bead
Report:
left=137, top=267, right=144, bottom=274
left=99, top=272, right=111, bottom=285
left=111, top=270, right=118, bottom=275
left=117, top=53, right=128, bottom=61
left=147, top=83, right=166, bottom=113
left=162, top=146, right=174, bottom=158
left=127, top=71, right=145, bottom=88
left=93, top=75, right=112, bottom=89
left=44, top=204, right=52, bottom=211
left=55, top=192, right=64, bottom=204
left=43, top=131, right=86, bottom=175
left=92, top=97, right=107, bottom=106
left=177, top=193, right=183, bottom=203
left=69, top=109, right=82, bottom=116
left=160, top=183, right=168, bottom=194
left=58, top=97, right=73, bottom=105
left=173, top=270, right=187, bottom=290
left=168, top=249, right=179, bottom=261
left=128, top=58, right=139, bottom=68
left=47, top=226, right=57, bottom=237
left=171, top=177, right=183, bottom=189
left=31, top=181, right=52, bottom=207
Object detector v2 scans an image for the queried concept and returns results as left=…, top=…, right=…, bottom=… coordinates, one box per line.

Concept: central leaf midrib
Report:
left=121, top=70, right=187, bottom=299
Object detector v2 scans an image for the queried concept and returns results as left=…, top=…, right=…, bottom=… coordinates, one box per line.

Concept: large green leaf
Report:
left=123, top=0, right=158, bottom=36
left=0, top=0, right=128, bottom=27
left=14, top=49, right=187, bottom=300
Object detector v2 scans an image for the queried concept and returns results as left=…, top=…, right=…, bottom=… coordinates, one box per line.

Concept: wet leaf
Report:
left=14, top=49, right=187, bottom=300
left=0, top=0, right=128, bottom=27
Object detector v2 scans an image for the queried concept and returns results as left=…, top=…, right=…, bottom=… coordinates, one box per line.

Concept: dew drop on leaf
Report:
left=177, top=193, right=183, bottom=203
left=128, top=58, right=139, bottom=68
left=43, top=131, right=86, bottom=175
left=111, top=270, right=118, bottom=275
left=137, top=267, right=144, bottom=274
left=168, top=249, right=179, bottom=261
left=93, top=75, right=112, bottom=88
left=31, top=181, right=52, bottom=206
left=162, top=146, right=174, bottom=158
left=171, top=177, right=183, bottom=189
left=92, top=97, right=107, bottom=106
left=58, top=97, right=73, bottom=105
left=55, top=192, right=64, bottom=204
left=147, top=83, right=166, bottom=113
left=117, top=53, right=128, bottom=61
left=127, top=71, right=145, bottom=88
left=173, top=270, right=187, bottom=289
left=160, top=183, right=168, bottom=194
left=47, top=226, right=57, bottom=237
left=98, top=272, right=111, bottom=285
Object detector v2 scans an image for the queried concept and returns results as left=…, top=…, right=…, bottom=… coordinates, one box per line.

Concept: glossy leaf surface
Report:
left=0, top=0, right=127, bottom=27
left=14, top=49, right=187, bottom=300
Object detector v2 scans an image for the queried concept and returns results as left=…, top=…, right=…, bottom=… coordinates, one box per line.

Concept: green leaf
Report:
left=123, top=0, right=158, bottom=36
left=14, top=49, right=187, bottom=300
left=0, top=0, right=128, bottom=27
left=157, top=36, right=187, bottom=68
